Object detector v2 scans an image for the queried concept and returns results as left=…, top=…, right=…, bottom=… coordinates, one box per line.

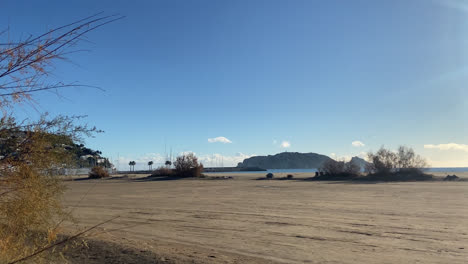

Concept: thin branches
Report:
left=0, top=13, right=124, bottom=108
left=7, top=216, right=120, bottom=264
left=0, top=14, right=121, bottom=263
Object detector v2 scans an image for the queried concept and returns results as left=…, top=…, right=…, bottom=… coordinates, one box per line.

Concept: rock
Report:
left=444, top=175, right=459, bottom=181
left=238, top=152, right=332, bottom=169
left=287, top=174, right=294, bottom=179
left=266, top=173, right=274, bottom=179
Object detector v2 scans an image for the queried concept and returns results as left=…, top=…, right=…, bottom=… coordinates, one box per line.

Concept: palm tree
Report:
left=148, top=161, right=153, bottom=170
left=129, top=161, right=136, bottom=171
left=165, top=160, right=172, bottom=167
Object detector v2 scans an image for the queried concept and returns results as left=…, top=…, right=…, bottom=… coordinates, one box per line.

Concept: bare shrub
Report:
left=320, top=159, right=360, bottom=176
left=173, top=153, right=204, bottom=177
left=151, top=166, right=174, bottom=177
left=365, top=146, right=431, bottom=181
left=396, top=146, right=428, bottom=171
left=0, top=164, right=64, bottom=263
left=321, top=159, right=346, bottom=175
left=0, top=115, right=93, bottom=263
left=88, top=166, right=110, bottom=179
left=0, top=14, right=122, bottom=263
left=344, top=160, right=361, bottom=175
left=366, top=146, right=428, bottom=175
left=366, top=147, right=397, bottom=174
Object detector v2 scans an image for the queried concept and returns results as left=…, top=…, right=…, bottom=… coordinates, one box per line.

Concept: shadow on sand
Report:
left=132, top=175, right=186, bottom=182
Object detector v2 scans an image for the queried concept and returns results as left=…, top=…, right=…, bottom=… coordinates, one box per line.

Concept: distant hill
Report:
left=237, top=152, right=333, bottom=169
left=237, top=152, right=370, bottom=170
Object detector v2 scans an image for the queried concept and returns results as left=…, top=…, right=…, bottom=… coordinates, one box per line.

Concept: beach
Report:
left=60, top=173, right=468, bottom=263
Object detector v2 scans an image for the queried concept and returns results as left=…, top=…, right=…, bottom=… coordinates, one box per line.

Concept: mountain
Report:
left=237, top=152, right=333, bottom=169
left=237, top=152, right=371, bottom=170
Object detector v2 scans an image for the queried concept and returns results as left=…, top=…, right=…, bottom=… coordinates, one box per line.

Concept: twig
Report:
left=8, top=215, right=120, bottom=264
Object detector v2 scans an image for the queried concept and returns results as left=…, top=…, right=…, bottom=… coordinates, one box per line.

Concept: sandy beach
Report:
left=60, top=172, right=468, bottom=263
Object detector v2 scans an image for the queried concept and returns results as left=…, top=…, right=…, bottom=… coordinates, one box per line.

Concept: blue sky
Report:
left=3, top=0, right=468, bottom=169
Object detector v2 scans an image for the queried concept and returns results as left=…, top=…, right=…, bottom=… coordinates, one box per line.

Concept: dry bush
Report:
left=0, top=164, right=65, bottom=263
left=0, top=14, right=122, bottom=263
left=173, top=153, right=204, bottom=177
left=366, top=147, right=397, bottom=174
left=366, top=146, right=428, bottom=175
left=320, top=159, right=346, bottom=175
left=151, top=166, right=174, bottom=177
left=0, top=116, right=80, bottom=263
left=88, top=166, right=110, bottom=179
left=364, top=146, right=431, bottom=181
left=318, top=159, right=360, bottom=180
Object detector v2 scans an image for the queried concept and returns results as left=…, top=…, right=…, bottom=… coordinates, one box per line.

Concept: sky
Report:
left=2, top=0, right=468, bottom=169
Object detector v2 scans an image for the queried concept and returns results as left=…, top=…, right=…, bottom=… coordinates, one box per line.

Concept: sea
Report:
left=206, top=167, right=468, bottom=174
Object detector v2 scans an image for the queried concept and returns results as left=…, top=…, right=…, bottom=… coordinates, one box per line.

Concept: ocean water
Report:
left=206, top=168, right=468, bottom=174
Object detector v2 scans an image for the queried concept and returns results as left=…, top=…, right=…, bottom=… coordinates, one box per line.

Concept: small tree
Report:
left=165, top=160, right=172, bottom=167
left=321, top=159, right=346, bottom=175
left=173, top=153, right=203, bottom=177
left=320, top=159, right=360, bottom=177
left=366, top=147, right=397, bottom=174
left=396, top=146, right=428, bottom=171
left=367, top=146, right=428, bottom=175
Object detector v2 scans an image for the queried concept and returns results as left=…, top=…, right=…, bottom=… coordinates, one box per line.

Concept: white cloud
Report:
left=351, top=141, right=365, bottom=147
left=280, top=141, right=291, bottom=148
left=208, top=136, right=232, bottom=144
left=424, top=143, right=468, bottom=152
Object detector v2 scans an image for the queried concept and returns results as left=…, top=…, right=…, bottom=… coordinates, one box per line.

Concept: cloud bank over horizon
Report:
left=424, top=143, right=468, bottom=152
left=114, top=152, right=255, bottom=170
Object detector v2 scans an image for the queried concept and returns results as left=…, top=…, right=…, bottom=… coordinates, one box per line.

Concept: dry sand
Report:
left=61, top=173, right=468, bottom=263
